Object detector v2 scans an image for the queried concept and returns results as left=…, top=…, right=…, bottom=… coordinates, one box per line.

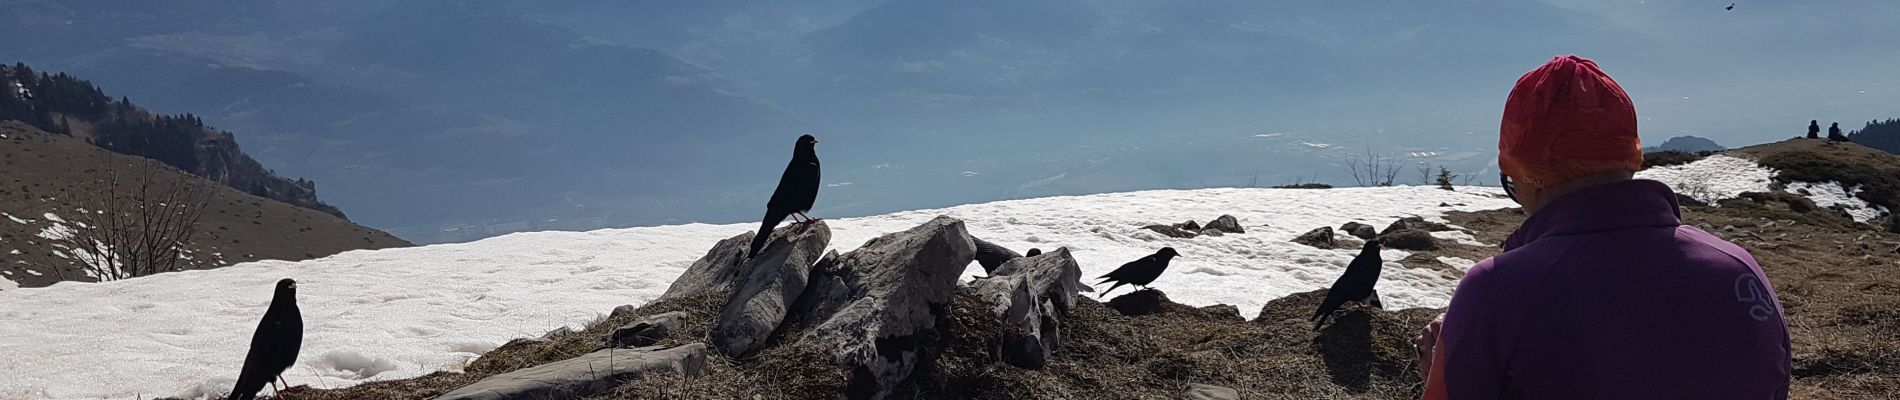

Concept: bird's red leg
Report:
left=276, top=375, right=294, bottom=400
left=798, top=212, right=821, bottom=223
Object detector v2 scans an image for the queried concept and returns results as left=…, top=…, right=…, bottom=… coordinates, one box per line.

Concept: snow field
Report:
left=0, top=185, right=1515, bottom=399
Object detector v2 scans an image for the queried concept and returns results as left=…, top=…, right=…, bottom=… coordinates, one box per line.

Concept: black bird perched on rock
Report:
left=1098, top=247, right=1180, bottom=298
left=229, top=279, right=303, bottom=400
left=1314, top=240, right=1383, bottom=330
left=1808, top=120, right=1821, bottom=139
left=749, top=134, right=821, bottom=255
left=1025, top=248, right=1042, bottom=257
left=972, top=238, right=1023, bottom=275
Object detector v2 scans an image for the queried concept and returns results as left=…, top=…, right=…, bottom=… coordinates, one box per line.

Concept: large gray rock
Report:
left=433, top=343, right=709, bottom=400
left=794, top=216, right=977, bottom=399
left=1292, top=226, right=1338, bottom=249
left=1381, top=216, right=1450, bottom=235
left=971, top=248, right=1087, bottom=369
left=712, top=221, right=832, bottom=356
left=990, top=247, right=1087, bottom=314
left=660, top=221, right=831, bottom=302
left=607, top=311, right=686, bottom=348
left=1378, top=229, right=1438, bottom=251
left=1339, top=222, right=1378, bottom=240
left=1142, top=224, right=1197, bottom=239
left=1186, top=383, right=1240, bottom=400
left=1204, top=215, right=1244, bottom=234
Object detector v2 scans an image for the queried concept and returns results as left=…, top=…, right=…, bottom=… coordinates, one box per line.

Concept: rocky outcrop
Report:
left=1381, top=217, right=1450, bottom=235
left=1340, top=222, right=1378, bottom=240
left=971, top=248, right=1086, bottom=369
left=608, top=311, right=686, bottom=348
left=793, top=216, right=976, bottom=399
left=713, top=221, right=832, bottom=356
left=433, top=343, right=708, bottom=400
left=1293, top=226, right=1339, bottom=249
left=1204, top=215, right=1244, bottom=234
left=1377, top=229, right=1438, bottom=251
left=1143, top=224, right=1198, bottom=239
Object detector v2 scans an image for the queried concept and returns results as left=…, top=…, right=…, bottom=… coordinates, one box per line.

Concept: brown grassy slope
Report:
left=0, top=121, right=409, bottom=287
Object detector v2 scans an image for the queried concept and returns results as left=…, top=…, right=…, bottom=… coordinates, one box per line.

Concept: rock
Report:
left=971, top=237, right=1023, bottom=275
left=1379, top=229, right=1438, bottom=251
left=793, top=216, right=977, bottom=399
left=1199, top=304, right=1244, bottom=321
left=608, top=311, right=686, bottom=348
left=970, top=273, right=1055, bottom=369
left=1105, top=289, right=1214, bottom=317
left=1292, top=226, right=1338, bottom=249
left=1340, top=222, right=1378, bottom=240
left=712, top=221, right=832, bottom=356
left=434, top=344, right=709, bottom=400
left=1186, top=383, right=1240, bottom=400
left=660, top=221, right=830, bottom=302
left=1178, top=220, right=1203, bottom=231
left=1381, top=216, right=1450, bottom=234
left=990, top=247, right=1087, bottom=314
left=1143, top=224, right=1197, bottom=239
left=1204, top=215, right=1244, bottom=234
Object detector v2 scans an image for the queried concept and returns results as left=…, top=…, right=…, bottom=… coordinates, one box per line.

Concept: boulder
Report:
left=1380, top=217, right=1450, bottom=235
left=608, top=311, right=686, bottom=348
left=1104, top=289, right=1216, bottom=317
left=1186, top=383, right=1241, bottom=400
left=990, top=247, right=1087, bottom=313
left=433, top=343, right=709, bottom=400
left=971, top=237, right=1023, bottom=275
left=712, top=221, right=833, bottom=356
left=659, top=221, right=830, bottom=302
left=1142, top=224, right=1197, bottom=239
left=1292, top=226, right=1338, bottom=249
left=970, top=273, right=1055, bottom=369
left=1204, top=215, right=1245, bottom=234
left=973, top=248, right=1088, bottom=369
left=793, top=216, right=977, bottom=399
left=1179, top=220, right=1203, bottom=231
left=1378, top=229, right=1438, bottom=251
left=1340, top=222, right=1378, bottom=240
left=1197, top=229, right=1225, bottom=237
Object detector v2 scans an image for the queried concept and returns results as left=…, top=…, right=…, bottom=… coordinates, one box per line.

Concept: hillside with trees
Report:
left=1848, top=118, right=1900, bottom=155
left=0, top=63, right=345, bottom=218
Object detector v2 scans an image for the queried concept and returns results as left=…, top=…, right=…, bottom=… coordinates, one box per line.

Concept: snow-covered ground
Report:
left=1786, top=181, right=1888, bottom=222
left=0, top=154, right=1847, bottom=400
left=0, top=186, right=1515, bottom=399
left=1635, top=155, right=1775, bottom=204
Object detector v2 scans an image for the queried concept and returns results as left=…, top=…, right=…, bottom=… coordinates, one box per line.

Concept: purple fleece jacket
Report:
left=1439, top=179, right=1791, bottom=399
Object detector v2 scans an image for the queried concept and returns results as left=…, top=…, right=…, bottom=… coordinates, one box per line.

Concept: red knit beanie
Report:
left=1499, top=55, right=1643, bottom=193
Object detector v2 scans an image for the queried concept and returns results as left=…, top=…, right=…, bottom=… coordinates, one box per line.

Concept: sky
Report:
left=2, top=0, right=1893, bottom=243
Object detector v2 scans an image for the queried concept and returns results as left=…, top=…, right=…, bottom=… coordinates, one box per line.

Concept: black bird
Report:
left=1827, top=122, right=1851, bottom=142
left=229, top=279, right=303, bottom=400
left=1025, top=248, right=1042, bottom=257
left=1097, top=247, right=1180, bottom=298
left=972, top=238, right=1024, bottom=275
left=749, top=134, right=821, bottom=255
left=1808, top=120, right=1821, bottom=139
left=1314, top=240, right=1383, bottom=330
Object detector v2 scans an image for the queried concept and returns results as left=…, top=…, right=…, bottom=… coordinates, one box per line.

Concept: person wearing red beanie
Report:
left=1414, top=55, right=1791, bottom=400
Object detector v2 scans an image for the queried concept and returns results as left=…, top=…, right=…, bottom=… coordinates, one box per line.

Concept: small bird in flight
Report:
left=1726, top=3, right=1735, bottom=11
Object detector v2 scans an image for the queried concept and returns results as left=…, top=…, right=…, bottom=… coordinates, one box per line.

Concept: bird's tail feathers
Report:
left=1099, top=281, right=1126, bottom=299
left=749, top=214, right=783, bottom=255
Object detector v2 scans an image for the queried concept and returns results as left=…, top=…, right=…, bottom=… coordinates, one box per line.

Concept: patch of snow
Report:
left=2, top=213, right=29, bottom=224
left=1787, top=181, right=1887, bottom=223
left=22, top=270, right=40, bottom=276
left=1429, top=230, right=1486, bottom=247
left=1635, top=155, right=1774, bottom=204
left=0, top=186, right=1518, bottom=398
left=40, top=213, right=63, bottom=223
left=1437, top=256, right=1477, bottom=272
left=0, top=276, right=15, bottom=291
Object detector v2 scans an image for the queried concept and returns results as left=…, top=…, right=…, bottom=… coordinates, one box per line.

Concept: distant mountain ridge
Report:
left=0, top=63, right=346, bottom=218
left=1645, top=135, right=1726, bottom=154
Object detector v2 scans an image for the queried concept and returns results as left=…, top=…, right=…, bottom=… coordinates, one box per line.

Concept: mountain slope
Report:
left=0, top=122, right=409, bottom=289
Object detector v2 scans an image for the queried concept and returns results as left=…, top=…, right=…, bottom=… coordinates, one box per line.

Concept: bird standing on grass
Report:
left=749, top=134, right=821, bottom=255
left=1314, top=240, right=1383, bottom=330
left=1097, top=247, right=1180, bottom=298
left=229, top=279, right=303, bottom=400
